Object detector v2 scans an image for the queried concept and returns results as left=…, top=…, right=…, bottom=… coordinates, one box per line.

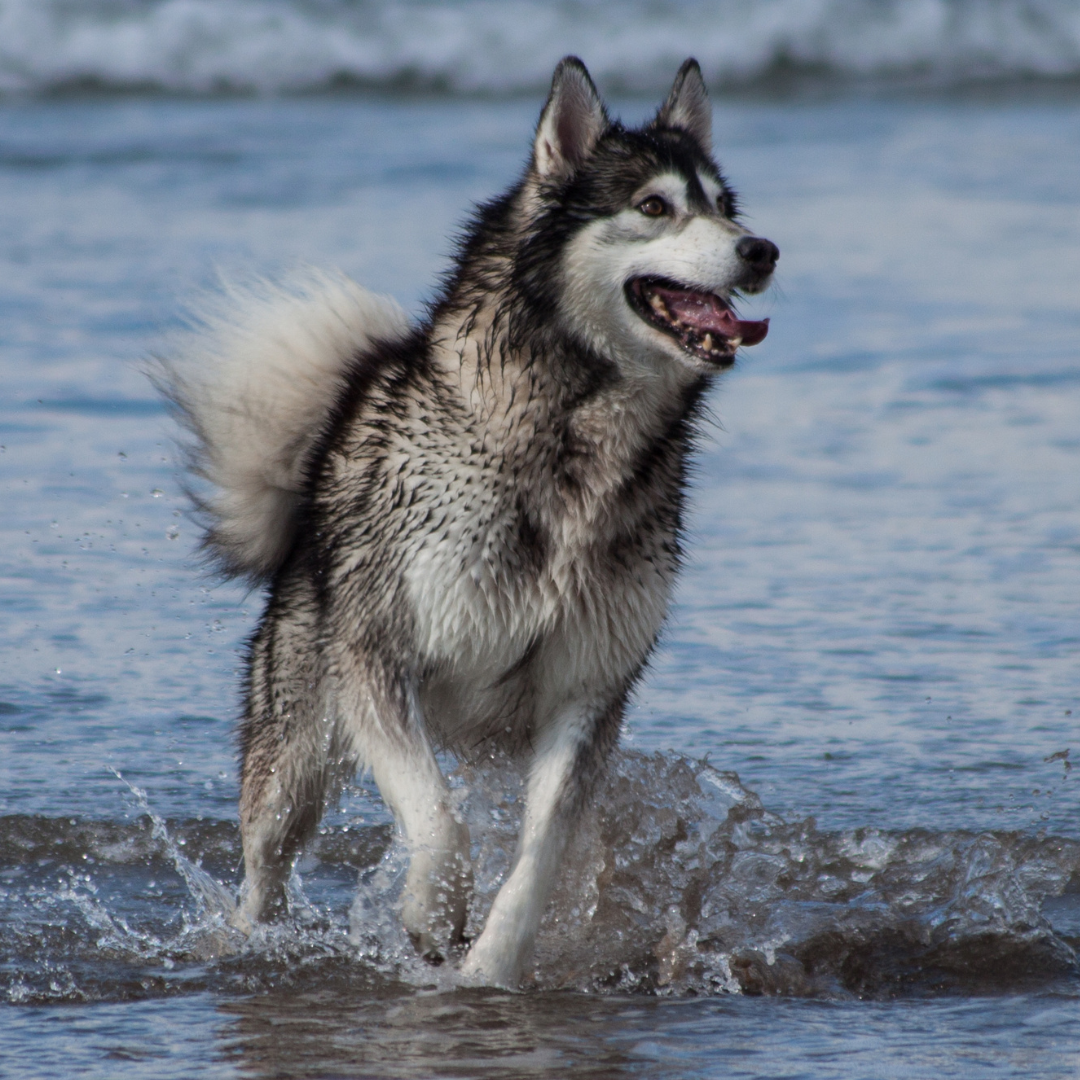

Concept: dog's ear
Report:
left=654, top=59, right=712, bottom=153
left=533, top=57, right=608, bottom=180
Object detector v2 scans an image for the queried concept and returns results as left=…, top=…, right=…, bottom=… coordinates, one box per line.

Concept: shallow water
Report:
left=1, top=88, right=1079, bottom=1077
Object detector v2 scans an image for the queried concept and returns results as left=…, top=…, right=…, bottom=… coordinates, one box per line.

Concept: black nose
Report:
left=736, top=236, right=779, bottom=270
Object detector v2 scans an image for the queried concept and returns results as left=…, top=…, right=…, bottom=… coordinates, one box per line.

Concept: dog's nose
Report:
left=736, top=236, right=779, bottom=271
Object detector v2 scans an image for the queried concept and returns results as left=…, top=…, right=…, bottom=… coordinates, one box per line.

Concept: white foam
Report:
left=1, top=0, right=1079, bottom=97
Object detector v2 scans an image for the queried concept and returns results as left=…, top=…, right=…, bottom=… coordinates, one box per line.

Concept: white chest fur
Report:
left=403, top=461, right=675, bottom=728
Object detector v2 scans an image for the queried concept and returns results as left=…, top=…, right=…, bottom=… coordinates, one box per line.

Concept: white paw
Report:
left=401, top=830, right=473, bottom=956
left=227, top=905, right=255, bottom=936
left=459, top=930, right=523, bottom=988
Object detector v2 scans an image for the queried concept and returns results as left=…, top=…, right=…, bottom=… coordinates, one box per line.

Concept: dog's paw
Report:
left=227, top=906, right=255, bottom=936
left=401, top=838, right=473, bottom=958
left=408, top=922, right=471, bottom=968
left=458, top=935, right=522, bottom=989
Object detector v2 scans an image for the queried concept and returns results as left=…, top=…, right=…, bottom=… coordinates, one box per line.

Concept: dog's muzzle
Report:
left=626, top=275, right=772, bottom=367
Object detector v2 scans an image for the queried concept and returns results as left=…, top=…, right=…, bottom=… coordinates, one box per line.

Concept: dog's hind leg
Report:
left=235, top=591, right=347, bottom=929
left=460, top=693, right=623, bottom=987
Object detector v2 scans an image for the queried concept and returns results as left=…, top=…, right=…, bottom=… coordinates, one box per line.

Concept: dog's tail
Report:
left=153, top=268, right=410, bottom=583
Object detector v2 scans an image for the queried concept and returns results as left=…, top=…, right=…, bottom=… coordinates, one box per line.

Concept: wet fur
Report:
left=159, top=57, right=776, bottom=986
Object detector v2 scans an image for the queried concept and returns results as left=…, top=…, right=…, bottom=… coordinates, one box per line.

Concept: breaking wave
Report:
left=3, top=750, right=1079, bottom=1003
left=1, top=0, right=1080, bottom=98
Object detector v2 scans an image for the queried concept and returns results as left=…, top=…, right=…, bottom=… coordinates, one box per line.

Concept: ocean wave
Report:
left=1, top=0, right=1079, bottom=97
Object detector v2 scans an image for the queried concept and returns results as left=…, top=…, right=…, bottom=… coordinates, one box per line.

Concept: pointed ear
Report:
left=533, top=56, right=608, bottom=180
left=655, top=58, right=712, bottom=153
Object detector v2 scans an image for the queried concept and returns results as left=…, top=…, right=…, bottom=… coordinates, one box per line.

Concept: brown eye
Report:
left=638, top=196, right=667, bottom=217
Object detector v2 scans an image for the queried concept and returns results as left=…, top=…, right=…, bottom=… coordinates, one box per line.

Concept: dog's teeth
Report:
left=729, top=336, right=742, bottom=348
left=649, top=294, right=667, bottom=315
left=701, top=333, right=713, bottom=352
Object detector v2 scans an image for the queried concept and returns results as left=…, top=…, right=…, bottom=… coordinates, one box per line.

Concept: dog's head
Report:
left=524, top=57, right=777, bottom=378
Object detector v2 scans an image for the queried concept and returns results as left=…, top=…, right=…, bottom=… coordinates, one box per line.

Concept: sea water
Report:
left=2, top=15, right=1080, bottom=1079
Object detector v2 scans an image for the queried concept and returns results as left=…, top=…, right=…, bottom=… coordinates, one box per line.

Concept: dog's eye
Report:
left=638, top=196, right=667, bottom=217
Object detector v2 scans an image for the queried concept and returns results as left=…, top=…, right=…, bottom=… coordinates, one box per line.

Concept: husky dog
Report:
left=159, top=56, right=777, bottom=987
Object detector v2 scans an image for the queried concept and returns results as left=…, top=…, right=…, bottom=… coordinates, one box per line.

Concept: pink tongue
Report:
left=656, top=285, right=769, bottom=346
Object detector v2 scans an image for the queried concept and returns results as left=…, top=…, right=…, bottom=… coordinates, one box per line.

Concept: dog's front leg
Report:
left=369, top=730, right=472, bottom=959
left=235, top=638, right=471, bottom=956
left=461, top=697, right=619, bottom=986
left=340, top=661, right=473, bottom=959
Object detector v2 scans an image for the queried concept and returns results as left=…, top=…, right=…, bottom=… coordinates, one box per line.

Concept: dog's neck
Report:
left=428, top=276, right=708, bottom=519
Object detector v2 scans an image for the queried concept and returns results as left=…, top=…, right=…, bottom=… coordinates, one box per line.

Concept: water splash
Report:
left=3, top=751, right=1078, bottom=1003
left=532, top=752, right=1080, bottom=995
left=111, top=767, right=239, bottom=930
left=347, top=750, right=1080, bottom=996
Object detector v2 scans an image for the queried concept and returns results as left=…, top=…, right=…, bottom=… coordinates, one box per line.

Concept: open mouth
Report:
left=626, top=277, right=769, bottom=366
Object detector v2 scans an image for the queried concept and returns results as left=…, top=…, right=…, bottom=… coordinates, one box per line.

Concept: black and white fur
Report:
left=159, top=58, right=777, bottom=987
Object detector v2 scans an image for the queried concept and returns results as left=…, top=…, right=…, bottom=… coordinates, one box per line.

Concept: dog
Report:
left=157, top=56, right=777, bottom=987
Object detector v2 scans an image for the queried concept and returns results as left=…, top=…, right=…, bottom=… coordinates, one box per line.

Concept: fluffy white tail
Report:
left=154, top=269, right=410, bottom=581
